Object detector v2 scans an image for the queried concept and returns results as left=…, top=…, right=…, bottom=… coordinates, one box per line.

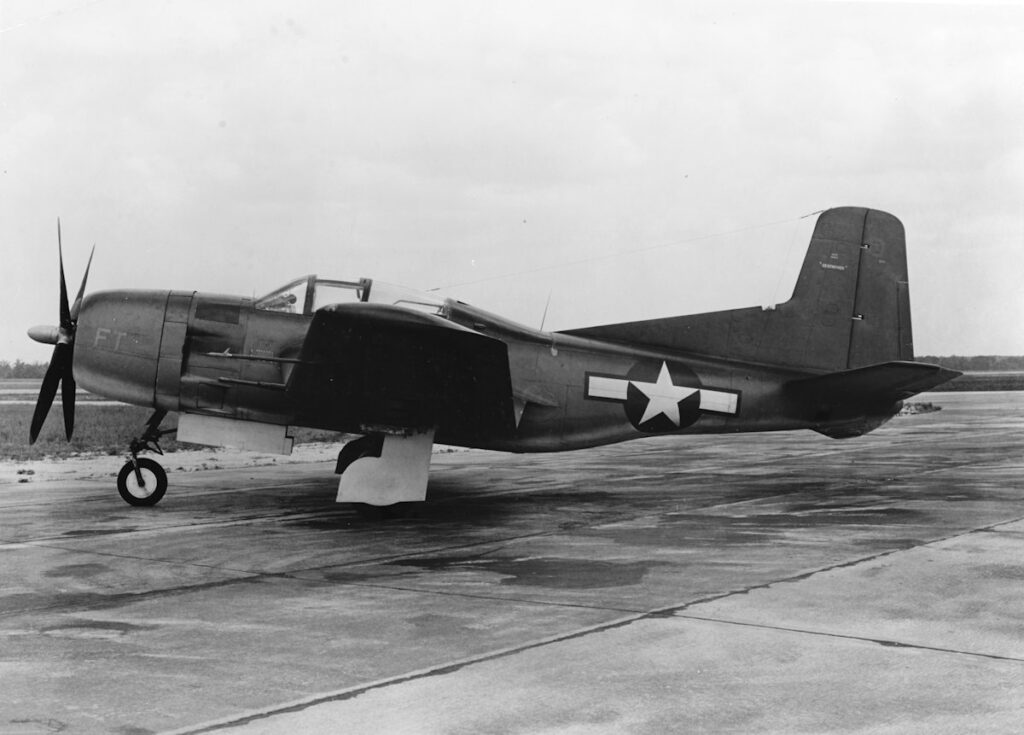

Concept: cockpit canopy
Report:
left=255, top=276, right=446, bottom=317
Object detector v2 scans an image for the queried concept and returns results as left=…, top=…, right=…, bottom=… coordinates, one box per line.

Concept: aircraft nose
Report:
left=74, top=290, right=171, bottom=406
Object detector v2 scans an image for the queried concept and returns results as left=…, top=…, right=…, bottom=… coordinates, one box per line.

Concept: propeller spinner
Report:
left=27, top=220, right=94, bottom=443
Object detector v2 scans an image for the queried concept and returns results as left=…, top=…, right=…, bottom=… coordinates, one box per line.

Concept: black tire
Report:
left=335, top=434, right=384, bottom=476
left=117, top=458, right=168, bottom=507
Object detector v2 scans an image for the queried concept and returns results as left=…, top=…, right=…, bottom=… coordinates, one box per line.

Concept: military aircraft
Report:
left=28, top=206, right=960, bottom=508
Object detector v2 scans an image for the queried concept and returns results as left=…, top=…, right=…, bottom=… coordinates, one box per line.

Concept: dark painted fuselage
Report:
left=73, top=288, right=894, bottom=454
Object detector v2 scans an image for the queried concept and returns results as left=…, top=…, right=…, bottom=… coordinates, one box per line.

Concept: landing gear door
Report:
left=155, top=291, right=193, bottom=411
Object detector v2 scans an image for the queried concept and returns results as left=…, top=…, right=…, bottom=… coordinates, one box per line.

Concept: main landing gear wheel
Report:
left=117, top=457, right=168, bottom=507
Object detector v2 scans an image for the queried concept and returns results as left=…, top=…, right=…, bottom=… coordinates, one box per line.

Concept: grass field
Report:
left=0, top=402, right=346, bottom=462
left=932, top=371, right=1024, bottom=392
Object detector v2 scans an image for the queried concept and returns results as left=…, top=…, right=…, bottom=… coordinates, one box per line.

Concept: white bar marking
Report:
left=588, top=376, right=629, bottom=401
left=699, top=389, right=738, bottom=415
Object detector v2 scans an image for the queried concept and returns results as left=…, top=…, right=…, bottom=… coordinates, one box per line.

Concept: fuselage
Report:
left=72, top=282, right=900, bottom=454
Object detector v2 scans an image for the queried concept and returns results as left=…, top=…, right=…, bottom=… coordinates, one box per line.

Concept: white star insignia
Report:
left=585, top=361, right=740, bottom=427
left=630, top=362, right=698, bottom=425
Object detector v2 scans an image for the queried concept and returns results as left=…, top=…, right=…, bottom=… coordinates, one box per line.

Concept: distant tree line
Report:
left=917, top=355, right=1024, bottom=371
left=0, top=360, right=48, bottom=379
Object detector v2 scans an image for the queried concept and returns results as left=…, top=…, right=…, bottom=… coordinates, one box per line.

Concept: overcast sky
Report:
left=2, top=0, right=1022, bottom=363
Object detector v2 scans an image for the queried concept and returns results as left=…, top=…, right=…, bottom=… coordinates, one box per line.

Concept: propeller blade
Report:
left=58, top=220, right=71, bottom=330
left=70, top=245, right=95, bottom=322
left=31, top=222, right=87, bottom=444
left=61, top=369, right=76, bottom=440
left=30, top=344, right=70, bottom=444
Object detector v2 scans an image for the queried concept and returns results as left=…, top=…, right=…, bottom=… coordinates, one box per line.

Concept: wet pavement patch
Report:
left=60, top=528, right=136, bottom=537
left=389, top=555, right=658, bottom=588
left=850, top=537, right=922, bottom=552
left=283, top=515, right=361, bottom=531
left=407, top=612, right=476, bottom=634
left=44, top=563, right=111, bottom=578
left=318, top=569, right=381, bottom=584
left=40, top=619, right=155, bottom=639
left=972, top=563, right=1024, bottom=582
left=2, top=591, right=120, bottom=616
left=583, top=499, right=932, bottom=549
left=586, top=521, right=775, bottom=548
left=784, top=498, right=924, bottom=519
left=8, top=718, right=70, bottom=733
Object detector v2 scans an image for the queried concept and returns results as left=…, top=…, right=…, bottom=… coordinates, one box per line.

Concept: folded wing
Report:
left=286, top=302, right=517, bottom=442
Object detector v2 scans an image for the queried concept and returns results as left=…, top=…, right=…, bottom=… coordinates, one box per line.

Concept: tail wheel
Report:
left=117, top=457, right=168, bottom=507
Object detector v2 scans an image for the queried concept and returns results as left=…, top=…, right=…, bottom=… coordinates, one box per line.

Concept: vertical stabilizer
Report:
left=560, top=207, right=915, bottom=372
left=787, top=207, right=914, bottom=368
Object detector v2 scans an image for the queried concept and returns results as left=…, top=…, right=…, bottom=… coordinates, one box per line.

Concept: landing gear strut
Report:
left=117, top=410, right=175, bottom=506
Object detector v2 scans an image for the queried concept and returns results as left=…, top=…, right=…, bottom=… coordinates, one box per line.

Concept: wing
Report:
left=286, top=302, right=517, bottom=442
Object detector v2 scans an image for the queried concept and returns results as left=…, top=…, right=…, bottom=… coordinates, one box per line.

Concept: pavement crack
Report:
left=672, top=612, right=1024, bottom=663
left=166, top=611, right=648, bottom=734
left=651, top=512, right=1024, bottom=616
left=336, top=580, right=644, bottom=615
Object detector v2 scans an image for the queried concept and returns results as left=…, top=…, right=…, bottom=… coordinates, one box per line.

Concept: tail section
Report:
left=781, top=360, right=961, bottom=438
left=793, top=206, right=914, bottom=368
left=785, top=361, right=961, bottom=408
left=561, top=207, right=914, bottom=372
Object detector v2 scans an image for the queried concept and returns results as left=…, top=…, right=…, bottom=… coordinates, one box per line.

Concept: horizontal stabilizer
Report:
left=785, top=361, right=961, bottom=404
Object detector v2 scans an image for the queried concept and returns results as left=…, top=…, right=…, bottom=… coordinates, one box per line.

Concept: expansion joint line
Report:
left=168, top=514, right=1024, bottom=734
left=671, top=613, right=1024, bottom=663
left=653, top=512, right=1024, bottom=618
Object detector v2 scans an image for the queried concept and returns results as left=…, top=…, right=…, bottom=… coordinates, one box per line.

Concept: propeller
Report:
left=27, top=220, right=94, bottom=444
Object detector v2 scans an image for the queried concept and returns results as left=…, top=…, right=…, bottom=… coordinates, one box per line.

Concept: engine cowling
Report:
left=74, top=290, right=174, bottom=408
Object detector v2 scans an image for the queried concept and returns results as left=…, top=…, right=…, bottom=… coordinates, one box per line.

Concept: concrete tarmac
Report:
left=2, top=392, right=1023, bottom=734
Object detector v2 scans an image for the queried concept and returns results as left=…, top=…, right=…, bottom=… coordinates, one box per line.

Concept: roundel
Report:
left=624, top=360, right=703, bottom=433
left=584, top=360, right=741, bottom=434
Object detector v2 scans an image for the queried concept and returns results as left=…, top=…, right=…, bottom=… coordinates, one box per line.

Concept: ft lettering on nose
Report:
left=94, top=327, right=128, bottom=350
